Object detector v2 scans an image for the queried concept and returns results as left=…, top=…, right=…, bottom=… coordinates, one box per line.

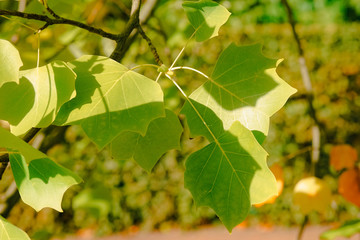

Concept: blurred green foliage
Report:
left=0, top=0, right=360, bottom=238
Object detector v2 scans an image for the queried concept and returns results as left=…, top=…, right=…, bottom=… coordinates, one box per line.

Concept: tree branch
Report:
left=138, top=25, right=163, bottom=65
left=0, top=9, right=118, bottom=40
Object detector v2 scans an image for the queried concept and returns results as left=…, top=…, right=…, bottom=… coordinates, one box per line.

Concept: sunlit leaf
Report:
left=182, top=0, right=231, bottom=42
left=9, top=61, right=76, bottom=136
left=181, top=100, right=277, bottom=232
left=0, top=216, right=30, bottom=240
left=330, top=144, right=357, bottom=171
left=0, top=127, right=82, bottom=212
left=110, top=109, right=182, bottom=172
left=0, top=39, right=23, bottom=88
left=54, top=55, right=164, bottom=149
left=188, top=43, right=297, bottom=142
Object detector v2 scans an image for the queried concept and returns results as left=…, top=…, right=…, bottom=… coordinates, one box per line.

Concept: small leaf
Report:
left=10, top=61, right=76, bottom=136
left=182, top=0, right=231, bottom=42
left=338, top=168, right=360, bottom=207
left=0, top=127, right=82, bottom=212
left=0, top=216, right=30, bottom=240
left=110, top=109, right=182, bottom=172
left=181, top=100, right=277, bottom=232
left=0, top=39, right=23, bottom=87
left=10, top=154, right=82, bottom=212
left=330, top=144, right=357, bottom=171
left=55, top=55, right=165, bottom=149
left=320, top=220, right=360, bottom=240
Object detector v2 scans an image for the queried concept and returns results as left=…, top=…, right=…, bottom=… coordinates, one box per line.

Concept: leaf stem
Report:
left=130, top=64, right=159, bottom=71
left=171, top=66, right=210, bottom=80
left=169, top=31, right=196, bottom=69
left=165, top=74, right=188, bottom=98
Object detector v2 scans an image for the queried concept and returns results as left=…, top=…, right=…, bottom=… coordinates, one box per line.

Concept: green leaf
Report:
left=110, top=109, right=183, bottom=172
left=320, top=220, right=360, bottom=240
left=0, top=127, right=82, bottom=212
left=0, top=216, right=30, bottom=240
left=0, top=39, right=23, bottom=88
left=182, top=0, right=231, bottom=42
left=72, top=186, right=113, bottom=218
left=181, top=100, right=277, bottom=232
left=9, top=61, right=76, bottom=136
left=54, top=55, right=165, bottom=149
left=188, top=43, right=297, bottom=141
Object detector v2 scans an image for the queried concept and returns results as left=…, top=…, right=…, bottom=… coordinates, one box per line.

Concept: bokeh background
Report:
left=0, top=0, right=360, bottom=239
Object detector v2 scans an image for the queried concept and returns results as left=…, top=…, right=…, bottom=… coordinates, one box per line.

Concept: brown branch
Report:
left=138, top=25, right=163, bottom=65
left=110, top=0, right=141, bottom=61
left=0, top=9, right=118, bottom=40
left=0, top=128, right=41, bottom=180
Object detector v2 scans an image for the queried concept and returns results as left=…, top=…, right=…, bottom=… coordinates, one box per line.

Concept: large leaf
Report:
left=0, top=39, right=23, bottom=88
left=54, top=55, right=164, bottom=149
left=0, top=127, right=82, bottom=212
left=9, top=61, right=76, bottom=136
left=182, top=0, right=231, bottom=42
left=0, top=216, right=30, bottom=240
left=181, top=100, right=277, bottom=232
left=110, top=109, right=183, bottom=172
left=189, top=43, right=297, bottom=142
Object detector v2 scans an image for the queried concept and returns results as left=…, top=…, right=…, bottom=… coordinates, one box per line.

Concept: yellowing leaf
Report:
left=293, top=177, right=331, bottom=214
left=330, top=145, right=357, bottom=171
left=338, top=168, right=360, bottom=207
left=0, top=39, right=23, bottom=87
left=0, top=216, right=30, bottom=240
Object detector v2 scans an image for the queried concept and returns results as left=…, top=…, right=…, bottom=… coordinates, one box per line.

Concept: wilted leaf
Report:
left=330, top=144, right=357, bottom=171
left=338, top=168, right=360, bottom=207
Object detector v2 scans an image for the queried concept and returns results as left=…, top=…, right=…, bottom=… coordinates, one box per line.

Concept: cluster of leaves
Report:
left=0, top=0, right=297, bottom=238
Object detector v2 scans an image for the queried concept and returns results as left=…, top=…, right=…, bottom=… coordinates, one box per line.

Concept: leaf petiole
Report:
left=171, top=66, right=210, bottom=80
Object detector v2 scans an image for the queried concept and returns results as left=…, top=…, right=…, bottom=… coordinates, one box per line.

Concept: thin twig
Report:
left=137, top=25, right=163, bottom=65
left=297, top=215, right=309, bottom=240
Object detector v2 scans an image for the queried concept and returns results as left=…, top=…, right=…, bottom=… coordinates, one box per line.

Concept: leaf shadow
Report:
left=0, top=77, right=35, bottom=125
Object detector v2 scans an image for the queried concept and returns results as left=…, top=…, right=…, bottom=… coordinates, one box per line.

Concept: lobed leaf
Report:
left=181, top=100, right=277, bottom=232
left=0, top=39, right=23, bottom=88
left=182, top=0, right=231, bottom=42
left=0, top=127, right=82, bottom=212
left=188, top=43, right=297, bottom=143
left=0, top=216, right=30, bottom=240
left=110, top=109, right=183, bottom=172
left=54, top=55, right=165, bottom=149
left=8, top=61, right=76, bottom=136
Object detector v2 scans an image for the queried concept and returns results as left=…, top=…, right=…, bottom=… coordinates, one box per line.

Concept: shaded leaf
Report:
left=338, top=168, right=360, bottom=207
left=55, top=55, right=164, bottom=149
left=181, top=100, right=277, bottom=232
left=0, top=39, right=23, bottom=87
left=320, top=220, right=360, bottom=240
left=110, top=109, right=182, bottom=172
left=72, top=186, right=113, bottom=218
left=182, top=0, right=231, bottom=42
left=188, top=43, right=296, bottom=141
left=0, top=216, right=30, bottom=240
left=0, top=127, right=82, bottom=212
left=10, top=61, right=76, bottom=136
left=330, top=144, right=357, bottom=171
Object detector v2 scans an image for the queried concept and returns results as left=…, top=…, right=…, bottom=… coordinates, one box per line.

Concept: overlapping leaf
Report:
left=6, top=61, right=76, bottom=136
left=110, top=109, right=182, bottom=172
left=181, top=100, right=277, bottom=232
left=0, top=216, right=30, bottom=240
left=54, top=55, right=165, bottom=149
left=189, top=43, right=297, bottom=142
left=182, top=0, right=231, bottom=42
left=0, top=127, right=82, bottom=212
left=0, top=39, right=23, bottom=87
